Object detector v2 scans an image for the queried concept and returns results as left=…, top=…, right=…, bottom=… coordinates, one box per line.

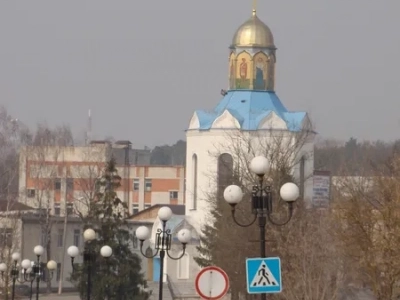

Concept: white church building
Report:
left=185, top=7, right=314, bottom=235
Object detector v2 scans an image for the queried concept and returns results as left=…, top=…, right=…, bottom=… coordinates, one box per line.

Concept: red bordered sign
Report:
left=195, top=266, right=230, bottom=300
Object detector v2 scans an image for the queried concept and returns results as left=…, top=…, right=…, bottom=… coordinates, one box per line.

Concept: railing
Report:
left=166, top=274, right=177, bottom=300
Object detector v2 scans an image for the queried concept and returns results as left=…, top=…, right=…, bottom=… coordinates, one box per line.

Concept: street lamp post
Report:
left=223, top=156, right=300, bottom=300
left=136, top=206, right=192, bottom=300
left=0, top=249, right=56, bottom=300
left=31, top=245, right=57, bottom=300
left=67, top=228, right=113, bottom=300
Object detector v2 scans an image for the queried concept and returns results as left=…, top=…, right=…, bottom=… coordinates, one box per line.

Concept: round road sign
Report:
left=195, top=266, right=229, bottom=300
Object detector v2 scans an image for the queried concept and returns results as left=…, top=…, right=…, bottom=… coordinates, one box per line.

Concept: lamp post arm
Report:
left=16, top=272, right=28, bottom=283
left=267, top=203, right=294, bottom=226
left=231, top=207, right=258, bottom=228
left=139, top=242, right=159, bottom=258
left=166, top=244, right=187, bottom=260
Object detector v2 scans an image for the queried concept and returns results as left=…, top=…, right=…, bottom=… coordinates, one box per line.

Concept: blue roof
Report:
left=194, top=90, right=307, bottom=131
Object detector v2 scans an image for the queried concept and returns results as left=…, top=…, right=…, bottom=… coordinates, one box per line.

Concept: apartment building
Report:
left=18, top=141, right=185, bottom=216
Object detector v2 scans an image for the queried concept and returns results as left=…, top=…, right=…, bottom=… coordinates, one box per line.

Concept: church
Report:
left=145, top=4, right=315, bottom=299
left=184, top=6, right=314, bottom=235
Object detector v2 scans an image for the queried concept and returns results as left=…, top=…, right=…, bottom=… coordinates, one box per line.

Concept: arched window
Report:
left=299, top=156, right=305, bottom=199
left=177, top=252, right=190, bottom=279
left=217, top=153, right=233, bottom=197
left=192, top=154, right=198, bottom=210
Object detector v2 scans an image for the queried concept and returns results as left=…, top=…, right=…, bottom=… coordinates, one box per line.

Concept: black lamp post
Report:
left=0, top=248, right=56, bottom=300
left=223, top=156, right=300, bottom=300
left=67, top=228, right=113, bottom=300
left=135, top=206, right=192, bottom=300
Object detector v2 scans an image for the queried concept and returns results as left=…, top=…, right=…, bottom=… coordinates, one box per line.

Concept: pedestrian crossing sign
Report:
left=245, top=257, right=282, bottom=294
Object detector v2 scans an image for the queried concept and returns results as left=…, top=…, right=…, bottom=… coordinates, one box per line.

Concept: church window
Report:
left=217, top=153, right=233, bottom=198
left=299, top=156, right=305, bottom=199
left=192, top=154, right=198, bottom=210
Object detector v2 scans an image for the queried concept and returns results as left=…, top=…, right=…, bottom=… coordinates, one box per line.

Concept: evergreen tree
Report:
left=71, top=157, right=149, bottom=300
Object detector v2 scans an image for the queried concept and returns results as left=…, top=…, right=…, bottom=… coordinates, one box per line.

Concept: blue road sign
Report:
left=246, top=257, right=282, bottom=294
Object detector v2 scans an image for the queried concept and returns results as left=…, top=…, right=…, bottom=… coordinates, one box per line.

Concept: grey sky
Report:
left=0, top=0, right=399, bottom=148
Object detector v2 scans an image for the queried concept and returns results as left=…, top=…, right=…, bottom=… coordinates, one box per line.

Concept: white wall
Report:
left=185, top=117, right=314, bottom=234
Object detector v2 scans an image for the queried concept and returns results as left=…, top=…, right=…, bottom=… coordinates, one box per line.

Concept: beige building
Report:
left=18, top=141, right=185, bottom=217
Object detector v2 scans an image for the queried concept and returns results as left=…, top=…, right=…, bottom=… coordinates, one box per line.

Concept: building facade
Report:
left=15, top=214, right=153, bottom=293
left=18, top=141, right=185, bottom=217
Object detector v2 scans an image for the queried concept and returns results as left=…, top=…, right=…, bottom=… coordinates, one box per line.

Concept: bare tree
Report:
left=332, top=153, right=400, bottom=300
left=0, top=106, right=33, bottom=299
left=19, top=123, right=75, bottom=293
left=194, top=124, right=341, bottom=299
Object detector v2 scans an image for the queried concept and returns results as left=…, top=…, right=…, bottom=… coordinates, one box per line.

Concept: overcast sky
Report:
left=0, top=0, right=399, bottom=148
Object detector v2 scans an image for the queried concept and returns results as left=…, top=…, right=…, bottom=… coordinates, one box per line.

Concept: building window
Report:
left=169, top=191, right=178, bottom=199
left=66, top=203, right=74, bottom=215
left=133, top=179, right=140, bottom=191
left=132, top=204, right=139, bottom=215
left=41, top=231, right=47, bottom=247
left=192, top=154, right=198, bottom=210
left=56, top=263, right=62, bottom=281
left=54, top=203, right=61, bottom=216
left=57, top=229, right=63, bottom=248
left=144, top=179, right=152, bottom=192
left=0, top=228, right=12, bottom=248
left=132, top=231, right=138, bottom=249
left=177, top=253, right=190, bottom=279
left=54, top=178, right=61, bottom=190
left=144, top=204, right=151, bottom=210
left=66, top=178, right=74, bottom=191
left=41, top=263, right=47, bottom=282
left=27, top=189, right=35, bottom=198
left=73, top=229, right=80, bottom=247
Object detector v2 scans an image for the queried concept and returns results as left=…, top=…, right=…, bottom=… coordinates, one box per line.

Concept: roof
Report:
left=127, top=204, right=185, bottom=219
left=0, top=201, right=35, bottom=212
left=193, top=90, right=307, bottom=131
left=231, top=11, right=275, bottom=49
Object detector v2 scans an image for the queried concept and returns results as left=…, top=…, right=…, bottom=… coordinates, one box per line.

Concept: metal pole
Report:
left=30, top=280, right=33, bottom=300
left=35, top=274, right=40, bottom=300
left=158, top=250, right=165, bottom=300
left=11, top=277, right=16, bottom=300
left=259, top=180, right=267, bottom=300
left=259, top=216, right=267, bottom=300
left=87, top=262, right=91, bottom=300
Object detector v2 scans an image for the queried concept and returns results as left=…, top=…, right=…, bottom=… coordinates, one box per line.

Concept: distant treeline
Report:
left=150, top=137, right=400, bottom=176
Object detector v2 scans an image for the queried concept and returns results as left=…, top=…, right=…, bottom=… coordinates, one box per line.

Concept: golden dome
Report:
left=231, top=10, right=275, bottom=49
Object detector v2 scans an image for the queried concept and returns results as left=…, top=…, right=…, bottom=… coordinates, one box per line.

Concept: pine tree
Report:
left=71, top=157, right=149, bottom=300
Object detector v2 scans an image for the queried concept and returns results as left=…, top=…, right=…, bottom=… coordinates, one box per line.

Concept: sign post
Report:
left=195, top=266, right=229, bottom=300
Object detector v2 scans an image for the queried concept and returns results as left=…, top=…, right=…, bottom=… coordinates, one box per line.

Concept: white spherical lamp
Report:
left=83, top=228, right=96, bottom=242
left=250, top=156, right=269, bottom=176
left=11, top=252, right=20, bottom=261
left=135, top=226, right=150, bottom=241
left=47, top=260, right=57, bottom=271
left=158, top=206, right=173, bottom=221
left=224, top=185, right=243, bottom=205
left=21, top=259, right=31, bottom=270
left=33, top=245, right=44, bottom=256
left=100, top=245, right=113, bottom=258
left=177, top=228, right=192, bottom=244
left=67, top=246, right=79, bottom=258
left=0, top=263, right=7, bottom=272
left=280, top=182, right=300, bottom=202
